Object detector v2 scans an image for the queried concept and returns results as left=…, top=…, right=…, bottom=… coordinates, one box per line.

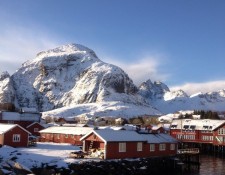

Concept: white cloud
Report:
left=0, top=26, right=60, bottom=74
left=103, top=55, right=170, bottom=86
left=170, top=80, right=225, bottom=95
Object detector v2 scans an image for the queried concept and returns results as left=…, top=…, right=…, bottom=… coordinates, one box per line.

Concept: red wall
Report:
left=106, top=142, right=177, bottom=159
left=170, top=128, right=215, bottom=144
left=213, top=124, right=225, bottom=146
left=27, top=123, right=44, bottom=136
left=40, top=133, right=83, bottom=145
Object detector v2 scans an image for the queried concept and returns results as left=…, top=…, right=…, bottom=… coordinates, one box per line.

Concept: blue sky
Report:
left=0, top=0, right=225, bottom=94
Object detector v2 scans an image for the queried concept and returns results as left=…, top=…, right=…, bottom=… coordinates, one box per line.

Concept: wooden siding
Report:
left=213, top=124, right=225, bottom=145
left=3, top=126, right=29, bottom=147
left=40, top=133, right=83, bottom=145
left=106, top=142, right=177, bottom=159
left=27, top=123, right=44, bottom=136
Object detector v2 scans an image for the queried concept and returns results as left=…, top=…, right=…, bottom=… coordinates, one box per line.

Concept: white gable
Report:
left=39, top=126, right=93, bottom=135
left=0, top=124, right=15, bottom=134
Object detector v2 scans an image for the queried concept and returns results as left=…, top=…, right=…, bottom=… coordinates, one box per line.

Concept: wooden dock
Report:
left=176, top=148, right=200, bottom=172
left=177, top=148, right=200, bottom=155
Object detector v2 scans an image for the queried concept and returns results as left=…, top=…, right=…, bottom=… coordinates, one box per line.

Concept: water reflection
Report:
left=183, top=154, right=225, bottom=175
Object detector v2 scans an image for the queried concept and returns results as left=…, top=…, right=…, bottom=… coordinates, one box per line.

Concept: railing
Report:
left=177, top=148, right=200, bottom=154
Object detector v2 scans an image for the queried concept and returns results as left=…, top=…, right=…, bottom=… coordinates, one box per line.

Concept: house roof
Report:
left=0, top=111, right=40, bottom=122
left=26, top=122, right=44, bottom=128
left=39, top=126, right=93, bottom=135
left=81, top=129, right=146, bottom=143
left=0, top=123, right=31, bottom=134
left=171, top=119, right=225, bottom=131
left=80, top=129, right=177, bottom=144
left=138, top=133, right=177, bottom=144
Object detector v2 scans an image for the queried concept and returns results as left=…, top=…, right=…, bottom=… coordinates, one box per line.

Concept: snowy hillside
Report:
left=138, top=79, right=225, bottom=113
left=42, top=101, right=160, bottom=120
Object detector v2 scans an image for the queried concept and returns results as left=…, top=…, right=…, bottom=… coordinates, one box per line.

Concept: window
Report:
left=170, top=144, right=175, bottom=150
left=119, top=142, right=126, bottom=152
left=13, top=134, right=20, bottom=142
left=71, top=134, right=74, bottom=138
left=57, top=134, right=60, bottom=139
left=218, top=128, right=225, bottom=135
left=159, top=144, right=166, bottom=151
left=137, top=142, right=143, bottom=151
left=65, top=134, right=68, bottom=138
left=150, top=144, right=155, bottom=152
left=34, top=128, right=39, bottom=132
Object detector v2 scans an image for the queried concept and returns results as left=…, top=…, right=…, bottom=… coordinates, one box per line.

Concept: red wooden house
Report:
left=0, top=123, right=31, bottom=147
left=39, top=126, right=93, bottom=145
left=80, top=129, right=178, bottom=159
left=26, top=122, right=45, bottom=136
left=170, top=119, right=225, bottom=146
left=212, top=122, right=225, bottom=146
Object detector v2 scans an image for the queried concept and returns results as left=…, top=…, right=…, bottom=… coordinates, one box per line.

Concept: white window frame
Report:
left=159, top=143, right=166, bottom=151
left=170, top=143, right=175, bottom=150
left=137, top=142, right=143, bottom=151
left=150, top=144, right=155, bottom=152
left=13, top=134, right=21, bottom=142
left=119, top=142, right=126, bottom=152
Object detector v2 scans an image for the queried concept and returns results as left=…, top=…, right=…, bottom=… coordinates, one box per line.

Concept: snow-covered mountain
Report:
left=138, top=79, right=225, bottom=113
left=1, top=43, right=225, bottom=119
left=1, top=44, right=160, bottom=118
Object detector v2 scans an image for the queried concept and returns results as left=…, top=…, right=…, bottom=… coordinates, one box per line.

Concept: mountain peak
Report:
left=36, top=43, right=98, bottom=59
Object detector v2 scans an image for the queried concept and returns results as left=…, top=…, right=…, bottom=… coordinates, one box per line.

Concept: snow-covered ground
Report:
left=0, top=142, right=98, bottom=169
left=42, top=101, right=161, bottom=120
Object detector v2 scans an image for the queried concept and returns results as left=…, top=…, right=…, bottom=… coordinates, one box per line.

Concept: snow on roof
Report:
left=84, top=129, right=146, bottom=143
left=21, top=107, right=38, bottom=113
left=0, top=124, right=16, bottom=134
left=171, top=119, right=225, bottom=131
left=140, top=134, right=163, bottom=143
left=156, top=133, right=178, bottom=143
left=1, top=112, right=20, bottom=120
left=62, top=123, right=89, bottom=127
left=39, top=126, right=93, bottom=135
left=0, top=124, right=31, bottom=134
left=139, top=133, right=177, bottom=144
left=1, top=111, right=40, bottom=121
left=122, top=124, right=138, bottom=131
left=81, top=129, right=177, bottom=144
left=26, top=122, right=43, bottom=128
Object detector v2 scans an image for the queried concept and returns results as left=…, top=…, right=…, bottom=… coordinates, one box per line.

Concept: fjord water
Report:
left=183, top=154, right=225, bottom=175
